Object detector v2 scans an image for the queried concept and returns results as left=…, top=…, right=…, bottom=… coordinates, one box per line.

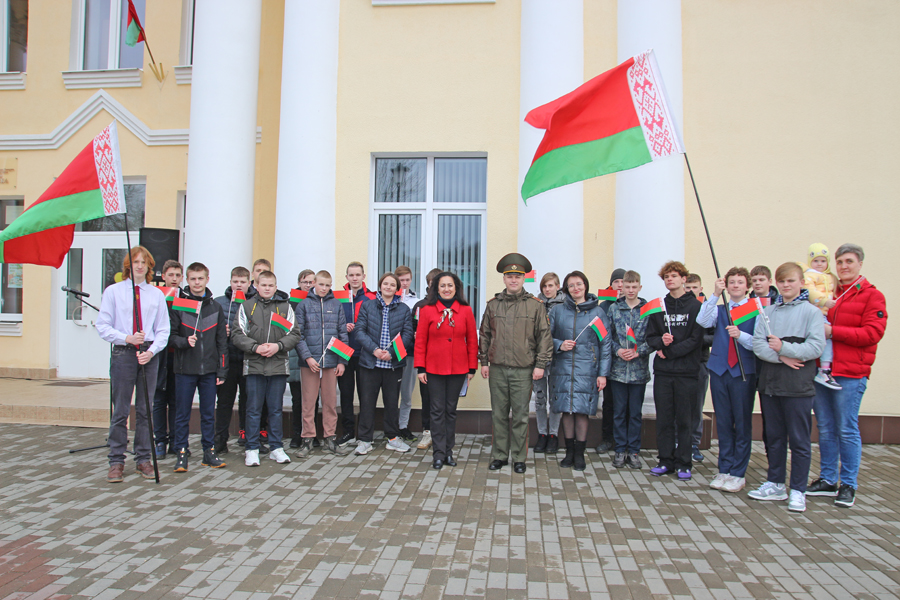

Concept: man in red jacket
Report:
left=807, top=244, right=887, bottom=508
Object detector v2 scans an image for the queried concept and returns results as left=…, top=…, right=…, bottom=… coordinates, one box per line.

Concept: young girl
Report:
left=804, top=243, right=840, bottom=390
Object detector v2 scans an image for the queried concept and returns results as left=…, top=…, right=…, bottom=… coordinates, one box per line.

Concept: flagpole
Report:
left=684, top=153, right=746, bottom=381
left=137, top=22, right=164, bottom=82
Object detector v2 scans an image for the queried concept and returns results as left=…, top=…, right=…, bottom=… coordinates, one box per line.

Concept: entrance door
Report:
left=57, top=232, right=130, bottom=379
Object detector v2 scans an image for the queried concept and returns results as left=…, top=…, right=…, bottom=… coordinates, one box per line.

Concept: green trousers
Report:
left=489, top=365, right=534, bottom=463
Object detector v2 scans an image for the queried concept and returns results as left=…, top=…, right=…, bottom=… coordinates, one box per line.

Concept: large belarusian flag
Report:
left=521, top=50, right=683, bottom=202
left=0, top=123, right=125, bottom=267
left=125, top=0, right=146, bottom=47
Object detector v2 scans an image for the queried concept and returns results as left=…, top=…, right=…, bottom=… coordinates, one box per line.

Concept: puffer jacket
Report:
left=355, top=293, right=415, bottom=370
left=827, top=277, right=887, bottom=379
left=479, top=288, right=553, bottom=369
left=606, top=296, right=651, bottom=384
left=214, top=285, right=257, bottom=362
left=169, top=287, right=228, bottom=378
left=538, top=291, right=566, bottom=317
left=752, top=290, right=825, bottom=397
left=548, top=294, right=611, bottom=416
left=804, top=268, right=837, bottom=315
left=231, top=292, right=302, bottom=376
left=295, top=291, right=349, bottom=369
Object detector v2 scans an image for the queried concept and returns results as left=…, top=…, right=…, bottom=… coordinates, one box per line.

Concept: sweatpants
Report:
left=760, top=394, right=813, bottom=493
left=653, top=373, right=698, bottom=471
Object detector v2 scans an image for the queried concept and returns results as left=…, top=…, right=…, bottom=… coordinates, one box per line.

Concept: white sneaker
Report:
left=748, top=481, right=788, bottom=501
left=244, top=449, right=260, bottom=467
left=722, top=476, right=746, bottom=493
left=814, top=369, right=842, bottom=390
left=417, top=430, right=433, bottom=450
left=788, top=489, right=807, bottom=512
left=709, top=473, right=729, bottom=490
left=355, top=441, right=373, bottom=455
left=269, top=447, right=291, bottom=464
left=386, top=437, right=410, bottom=453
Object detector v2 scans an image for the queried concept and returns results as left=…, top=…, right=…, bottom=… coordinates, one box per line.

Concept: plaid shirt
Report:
left=375, top=293, right=393, bottom=369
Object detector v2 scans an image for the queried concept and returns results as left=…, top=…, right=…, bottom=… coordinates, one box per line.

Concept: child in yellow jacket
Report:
left=804, top=243, right=840, bottom=390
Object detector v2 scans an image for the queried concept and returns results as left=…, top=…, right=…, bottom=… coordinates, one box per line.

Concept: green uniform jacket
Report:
left=478, top=288, right=553, bottom=369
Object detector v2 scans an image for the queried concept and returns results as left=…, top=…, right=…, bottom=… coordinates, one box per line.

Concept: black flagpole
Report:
left=123, top=216, right=161, bottom=483
left=684, top=153, right=746, bottom=382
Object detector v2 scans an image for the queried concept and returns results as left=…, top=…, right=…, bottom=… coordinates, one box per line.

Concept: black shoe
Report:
left=336, top=431, right=356, bottom=447
left=489, top=459, right=508, bottom=470
left=312, top=437, right=321, bottom=448
left=560, top=438, right=575, bottom=468
left=399, top=428, right=418, bottom=444
left=214, top=437, right=228, bottom=455
left=546, top=435, right=559, bottom=454
left=258, top=441, right=270, bottom=455
left=237, top=430, right=246, bottom=447
left=174, top=449, right=188, bottom=473
left=289, top=437, right=301, bottom=449
left=534, top=434, right=548, bottom=453
left=167, top=442, right=178, bottom=456
left=612, top=452, right=626, bottom=468
left=835, top=483, right=856, bottom=508
left=445, top=456, right=457, bottom=467
left=155, top=442, right=167, bottom=460
left=806, top=477, right=839, bottom=497
left=626, top=453, right=643, bottom=469
left=514, top=462, right=526, bottom=473
left=432, top=459, right=443, bottom=470
left=573, top=441, right=587, bottom=471
left=202, top=448, right=226, bottom=468
left=692, top=446, right=704, bottom=462
left=595, top=440, right=613, bottom=454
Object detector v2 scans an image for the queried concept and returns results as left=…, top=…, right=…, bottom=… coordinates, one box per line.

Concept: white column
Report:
left=184, top=0, right=261, bottom=292
left=615, top=0, right=684, bottom=300
left=518, top=0, right=584, bottom=289
left=273, top=1, right=341, bottom=281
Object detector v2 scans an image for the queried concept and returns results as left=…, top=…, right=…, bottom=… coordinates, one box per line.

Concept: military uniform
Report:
left=479, top=254, right=553, bottom=470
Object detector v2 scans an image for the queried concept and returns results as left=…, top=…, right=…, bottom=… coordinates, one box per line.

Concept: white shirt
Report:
left=96, top=279, right=171, bottom=356
left=697, top=294, right=753, bottom=350
left=400, top=288, right=418, bottom=311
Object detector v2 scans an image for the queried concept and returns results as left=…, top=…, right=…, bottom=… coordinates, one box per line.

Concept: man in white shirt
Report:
left=96, top=247, right=170, bottom=483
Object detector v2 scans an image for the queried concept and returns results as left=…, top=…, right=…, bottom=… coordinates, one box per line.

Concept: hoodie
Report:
left=646, top=290, right=704, bottom=377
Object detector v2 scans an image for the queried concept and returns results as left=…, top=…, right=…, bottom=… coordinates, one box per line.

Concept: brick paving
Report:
left=1, top=423, right=899, bottom=599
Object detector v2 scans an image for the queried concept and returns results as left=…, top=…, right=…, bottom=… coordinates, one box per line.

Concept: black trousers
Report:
left=428, top=373, right=465, bottom=461
left=419, top=379, right=431, bottom=430
left=601, top=386, right=615, bottom=443
left=215, top=358, right=266, bottom=440
left=289, top=381, right=320, bottom=439
left=653, top=373, right=698, bottom=470
left=760, top=394, right=813, bottom=492
left=337, top=353, right=361, bottom=435
left=357, top=366, right=403, bottom=442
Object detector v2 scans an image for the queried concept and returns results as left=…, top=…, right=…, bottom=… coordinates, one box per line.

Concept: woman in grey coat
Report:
left=549, top=271, right=612, bottom=471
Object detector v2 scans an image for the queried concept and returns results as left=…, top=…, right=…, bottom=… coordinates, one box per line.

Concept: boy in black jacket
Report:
left=646, top=261, right=705, bottom=480
left=170, top=262, right=228, bottom=472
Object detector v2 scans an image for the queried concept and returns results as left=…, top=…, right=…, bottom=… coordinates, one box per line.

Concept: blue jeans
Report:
left=246, top=374, right=286, bottom=450
left=710, top=371, right=757, bottom=478
left=611, top=380, right=646, bottom=454
left=814, top=376, right=866, bottom=489
left=174, top=373, right=217, bottom=451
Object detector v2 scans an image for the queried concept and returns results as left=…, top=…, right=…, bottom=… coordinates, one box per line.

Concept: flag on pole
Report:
left=521, top=50, right=683, bottom=202
left=730, top=302, right=760, bottom=326
left=0, top=123, right=125, bottom=267
left=326, top=337, right=354, bottom=360
left=172, top=297, right=200, bottom=315
left=626, top=326, right=637, bottom=345
left=270, top=312, right=292, bottom=333
left=233, top=290, right=246, bottom=304
left=289, top=289, right=308, bottom=303
left=639, top=297, right=664, bottom=319
left=588, top=316, right=608, bottom=341
left=596, top=288, right=618, bottom=302
left=125, top=0, right=146, bottom=47
left=390, top=333, right=407, bottom=361
left=525, top=270, right=536, bottom=283
left=756, top=296, right=770, bottom=307
left=159, top=286, right=178, bottom=305
left=332, top=290, right=351, bottom=304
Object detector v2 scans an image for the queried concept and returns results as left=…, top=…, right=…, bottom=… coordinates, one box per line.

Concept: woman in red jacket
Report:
left=414, top=272, right=478, bottom=469
left=808, top=244, right=887, bottom=508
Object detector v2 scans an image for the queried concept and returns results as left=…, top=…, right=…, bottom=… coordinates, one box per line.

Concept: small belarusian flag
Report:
left=390, top=333, right=407, bottom=361
left=525, top=270, right=536, bottom=283
left=233, top=290, right=246, bottom=304
left=125, top=0, right=145, bottom=47
left=172, top=297, right=200, bottom=315
left=626, top=326, right=637, bottom=345
left=755, top=296, right=770, bottom=307
left=333, top=290, right=351, bottom=304
left=326, top=336, right=354, bottom=360
left=639, top=297, right=663, bottom=319
left=730, top=301, right=759, bottom=326
left=159, top=286, right=178, bottom=304
left=597, top=288, right=618, bottom=302
left=589, top=316, right=608, bottom=341
left=270, top=312, right=292, bottom=333
left=289, top=289, right=307, bottom=303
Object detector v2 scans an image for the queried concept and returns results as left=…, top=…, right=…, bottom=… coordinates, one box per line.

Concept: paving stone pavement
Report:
left=1, top=423, right=899, bottom=599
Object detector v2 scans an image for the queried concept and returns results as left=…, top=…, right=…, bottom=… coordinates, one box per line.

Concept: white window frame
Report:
left=64, top=0, right=142, bottom=89
left=0, top=0, right=26, bottom=89
left=0, top=195, right=25, bottom=325
left=369, top=153, right=488, bottom=319
left=174, top=0, right=194, bottom=84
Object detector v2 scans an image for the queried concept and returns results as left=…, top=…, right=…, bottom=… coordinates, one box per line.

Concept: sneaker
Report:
left=649, top=464, right=670, bottom=477
left=167, top=442, right=178, bottom=456
left=312, top=437, right=321, bottom=447
left=692, top=446, right=704, bottom=462
left=386, top=437, right=411, bottom=453
left=721, top=476, right=745, bottom=493
left=289, top=437, right=301, bottom=449
left=399, top=428, right=418, bottom=444
left=814, top=369, right=842, bottom=390
left=155, top=442, right=167, bottom=460
left=260, top=429, right=268, bottom=441
left=325, top=436, right=353, bottom=456
left=294, top=438, right=313, bottom=458
left=355, top=441, right=373, bottom=455
left=244, top=449, right=260, bottom=467
left=626, top=453, right=643, bottom=469
left=806, top=477, right=839, bottom=497
left=336, top=431, right=356, bottom=447
left=612, top=452, right=626, bottom=468
left=709, top=473, right=729, bottom=490
left=202, top=448, right=226, bottom=469
left=546, top=435, right=559, bottom=454
left=835, top=484, right=856, bottom=508
left=417, top=430, right=432, bottom=450
left=214, top=437, right=229, bottom=455
left=595, top=440, right=613, bottom=454
left=174, top=449, right=188, bottom=473
left=788, top=490, right=807, bottom=512
left=258, top=441, right=270, bottom=455
left=269, top=448, right=291, bottom=464
left=748, top=481, right=788, bottom=501
left=677, top=469, right=692, bottom=481
left=237, top=430, right=246, bottom=447
left=534, top=434, right=548, bottom=453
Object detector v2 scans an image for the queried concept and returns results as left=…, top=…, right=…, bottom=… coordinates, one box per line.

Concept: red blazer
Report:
left=828, top=278, right=887, bottom=379
left=414, top=301, right=479, bottom=375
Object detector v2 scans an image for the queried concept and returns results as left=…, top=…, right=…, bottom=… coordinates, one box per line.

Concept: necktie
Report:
left=133, top=286, right=143, bottom=334
left=727, top=303, right=737, bottom=367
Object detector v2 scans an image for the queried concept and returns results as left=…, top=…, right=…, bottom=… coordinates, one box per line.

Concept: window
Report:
left=80, top=0, right=144, bottom=70
left=0, top=197, right=23, bottom=319
left=0, top=0, right=26, bottom=73
left=75, top=179, right=145, bottom=231
left=370, top=155, right=487, bottom=319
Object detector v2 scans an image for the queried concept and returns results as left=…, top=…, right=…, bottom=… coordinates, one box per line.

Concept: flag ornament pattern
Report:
left=525, top=270, right=536, bottom=283
left=332, top=290, right=351, bottom=304
left=521, top=50, right=683, bottom=202
left=289, top=289, right=308, bottom=303
left=270, top=312, right=292, bottom=333
left=0, top=122, right=125, bottom=267
left=391, top=333, right=407, bottom=361
left=589, top=316, right=608, bottom=341
left=597, top=288, right=618, bottom=302
left=626, top=326, right=637, bottom=345
left=172, top=297, right=200, bottom=315
left=326, top=337, right=355, bottom=360
left=639, top=297, right=664, bottom=319
left=233, top=290, right=246, bottom=304
left=730, top=302, right=760, bottom=326
left=125, top=0, right=146, bottom=47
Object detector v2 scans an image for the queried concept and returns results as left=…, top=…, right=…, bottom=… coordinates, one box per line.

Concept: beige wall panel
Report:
left=683, top=0, right=898, bottom=414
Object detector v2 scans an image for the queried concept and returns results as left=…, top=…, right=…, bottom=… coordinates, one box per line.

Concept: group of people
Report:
left=97, top=243, right=887, bottom=514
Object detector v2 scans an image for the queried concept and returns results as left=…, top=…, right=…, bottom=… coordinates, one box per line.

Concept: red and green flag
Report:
left=525, top=270, right=536, bottom=283
left=730, top=301, right=759, bottom=326
left=159, top=286, right=178, bottom=304
left=589, top=316, right=608, bottom=341
left=326, top=336, right=355, bottom=360
left=270, top=312, right=292, bottom=333
left=289, top=289, right=308, bottom=303
left=125, top=0, right=146, bottom=47
left=0, top=122, right=126, bottom=267
left=521, top=50, right=683, bottom=202
left=172, top=297, right=200, bottom=315
left=639, top=297, right=664, bottom=319
left=233, top=290, right=246, bottom=304
left=755, top=297, right=770, bottom=307
left=597, top=288, right=618, bottom=302
left=626, top=326, right=637, bottom=345
left=332, top=290, right=351, bottom=304
left=390, top=333, right=407, bottom=361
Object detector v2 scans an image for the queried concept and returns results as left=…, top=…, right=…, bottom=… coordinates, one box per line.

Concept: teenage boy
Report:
left=337, top=261, right=377, bottom=446
left=213, top=267, right=255, bottom=454
left=251, top=259, right=272, bottom=287
left=749, top=264, right=778, bottom=456
left=480, top=253, right=553, bottom=474
left=169, top=263, right=228, bottom=472
left=248, top=258, right=273, bottom=448
left=684, top=273, right=714, bottom=463
left=606, top=271, right=651, bottom=470
left=96, top=247, right=170, bottom=483
left=697, top=267, right=758, bottom=493
left=231, top=271, right=301, bottom=467
left=395, top=265, right=420, bottom=445
left=288, top=269, right=317, bottom=448
left=412, top=268, right=443, bottom=450
left=646, top=261, right=705, bottom=480
left=153, top=260, right=183, bottom=458
left=596, top=268, right=625, bottom=454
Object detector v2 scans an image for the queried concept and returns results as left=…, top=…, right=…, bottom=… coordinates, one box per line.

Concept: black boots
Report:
left=559, top=438, right=575, bottom=468
left=573, top=441, right=587, bottom=471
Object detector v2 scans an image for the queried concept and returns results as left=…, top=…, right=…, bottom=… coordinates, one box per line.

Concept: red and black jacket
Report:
left=170, top=288, right=228, bottom=379
left=828, top=278, right=887, bottom=379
